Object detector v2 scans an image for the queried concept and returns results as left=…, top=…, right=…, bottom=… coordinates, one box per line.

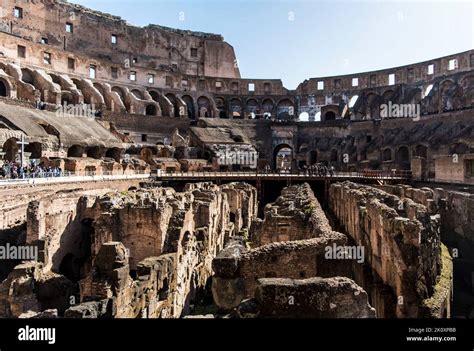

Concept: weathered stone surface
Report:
left=254, top=277, right=376, bottom=318
left=212, top=184, right=355, bottom=312
left=329, top=182, right=450, bottom=318
left=252, top=183, right=332, bottom=246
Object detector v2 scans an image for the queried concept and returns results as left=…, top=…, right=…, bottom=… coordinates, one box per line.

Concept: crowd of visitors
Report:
left=0, top=160, right=63, bottom=179
left=304, top=163, right=335, bottom=176
left=261, top=163, right=336, bottom=176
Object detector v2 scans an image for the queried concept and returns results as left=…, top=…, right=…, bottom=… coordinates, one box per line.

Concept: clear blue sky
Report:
left=73, top=0, right=473, bottom=89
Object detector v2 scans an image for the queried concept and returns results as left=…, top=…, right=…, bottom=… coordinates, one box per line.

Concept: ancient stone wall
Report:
left=253, top=277, right=376, bottom=318
left=212, top=183, right=357, bottom=312
left=329, top=181, right=451, bottom=317
left=0, top=182, right=258, bottom=318
left=252, top=183, right=332, bottom=246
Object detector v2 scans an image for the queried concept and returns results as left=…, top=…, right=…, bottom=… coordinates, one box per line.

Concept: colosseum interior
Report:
left=0, top=0, right=472, bottom=325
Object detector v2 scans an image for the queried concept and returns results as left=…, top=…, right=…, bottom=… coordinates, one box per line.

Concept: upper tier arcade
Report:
left=0, top=0, right=241, bottom=79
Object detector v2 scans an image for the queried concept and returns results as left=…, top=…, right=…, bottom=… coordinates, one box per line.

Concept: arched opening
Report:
left=0, top=80, right=8, bottom=97
left=215, top=97, right=227, bottom=119
left=93, top=83, right=106, bottom=98
left=182, top=95, right=195, bottom=120
left=39, top=123, right=60, bottom=138
left=146, top=104, right=157, bottom=116
left=61, top=92, right=73, bottom=106
left=262, top=99, right=274, bottom=118
left=149, top=90, right=160, bottom=102
left=165, top=93, right=180, bottom=117
left=2, top=138, right=19, bottom=161
left=68, top=145, right=84, bottom=158
left=86, top=146, right=102, bottom=159
left=325, top=111, right=336, bottom=121
left=365, top=93, right=378, bottom=119
left=330, top=149, right=339, bottom=162
left=105, top=148, right=121, bottom=162
left=414, top=145, right=428, bottom=159
left=21, top=68, right=34, bottom=85
left=131, top=89, right=143, bottom=100
left=197, top=96, right=211, bottom=117
left=273, top=144, right=293, bottom=171
left=24, top=142, right=42, bottom=160
left=111, top=86, right=128, bottom=111
left=382, top=148, right=392, bottom=162
left=230, top=98, right=243, bottom=118
left=397, top=146, right=410, bottom=169
left=57, top=218, right=93, bottom=283
left=246, top=99, right=259, bottom=118
left=276, top=99, right=294, bottom=120
left=382, top=90, right=394, bottom=103
left=299, top=112, right=310, bottom=122
left=450, top=142, right=469, bottom=155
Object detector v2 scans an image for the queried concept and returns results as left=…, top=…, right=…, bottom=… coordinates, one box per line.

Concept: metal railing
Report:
left=155, top=170, right=412, bottom=180
left=0, top=170, right=151, bottom=185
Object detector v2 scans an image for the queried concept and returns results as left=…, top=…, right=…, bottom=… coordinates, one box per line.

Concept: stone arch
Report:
left=49, top=73, right=62, bottom=86
left=299, top=112, right=310, bottom=122
left=0, top=78, right=10, bottom=97
left=68, top=145, right=84, bottom=158
left=324, top=111, right=336, bottom=121
left=215, top=97, right=227, bottom=119
left=105, top=147, right=121, bottom=162
left=413, top=145, right=428, bottom=159
left=276, top=99, right=295, bottom=120
left=382, top=148, right=392, bottom=161
left=2, top=137, right=19, bottom=161
left=92, top=82, right=111, bottom=110
left=21, top=68, right=34, bottom=85
left=439, top=79, right=458, bottom=111
left=459, top=75, right=474, bottom=90
left=61, top=91, right=74, bottom=105
left=365, top=92, right=379, bottom=119
left=382, top=89, right=395, bottom=103
left=182, top=95, right=195, bottom=120
left=165, top=93, right=180, bottom=117
left=230, top=98, right=243, bottom=118
left=273, top=144, right=293, bottom=170
left=131, top=89, right=144, bottom=100
left=397, top=146, right=410, bottom=168
left=450, top=142, right=469, bottom=155
left=149, top=90, right=160, bottom=102
left=86, top=146, right=102, bottom=159
left=459, top=75, right=474, bottom=107
left=262, top=99, right=274, bottom=117
left=246, top=98, right=259, bottom=118
left=24, top=142, right=42, bottom=160
left=146, top=104, right=158, bottom=116
left=112, top=86, right=126, bottom=103
left=197, top=96, right=212, bottom=117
